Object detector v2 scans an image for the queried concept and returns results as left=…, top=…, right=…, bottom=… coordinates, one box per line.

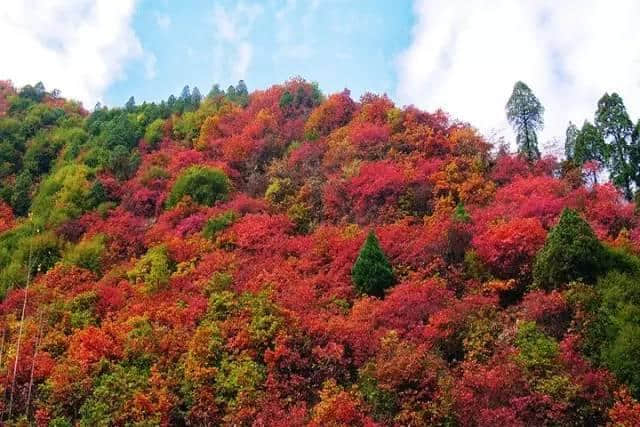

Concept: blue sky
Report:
left=2, top=1, right=640, bottom=148
left=106, top=0, right=414, bottom=107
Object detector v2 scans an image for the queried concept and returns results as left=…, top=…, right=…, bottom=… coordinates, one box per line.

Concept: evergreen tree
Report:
left=235, top=80, right=249, bottom=106
left=125, top=96, right=136, bottom=112
left=179, top=85, right=191, bottom=101
left=506, top=81, right=544, bottom=163
left=11, top=170, right=33, bottom=216
left=533, top=208, right=606, bottom=290
left=191, top=87, right=202, bottom=107
left=235, top=80, right=248, bottom=97
left=574, top=121, right=606, bottom=184
left=351, top=231, right=395, bottom=297
left=595, top=93, right=634, bottom=200
left=564, top=122, right=578, bottom=161
left=208, top=83, right=224, bottom=98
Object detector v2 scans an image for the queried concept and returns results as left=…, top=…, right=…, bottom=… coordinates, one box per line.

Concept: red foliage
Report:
left=348, top=122, right=390, bottom=158
left=347, top=161, right=406, bottom=223
left=473, top=217, right=547, bottom=279
left=68, top=325, right=122, bottom=369
left=520, top=290, right=570, bottom=338
left=0, top=201, right=14, bottom=233
left=305, top=90, right=357, bottom=138
left=2, top=79, right=640, bottom=424
left=567, top=184, right=635, bottom=239
left=609, top=389, right=640, bottom=426
left=491, top=153, right=531, bottom=185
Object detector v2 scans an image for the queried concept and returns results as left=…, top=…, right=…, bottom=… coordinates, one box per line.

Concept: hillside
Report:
left=0, top=78, right=639, bottom=425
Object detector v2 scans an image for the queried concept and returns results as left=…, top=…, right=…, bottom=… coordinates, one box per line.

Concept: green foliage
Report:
left=31, top=164, right=93, bottom=225
left=279, top=91, right=294, bottom=108
left=141, top=165, right=170, bottom=185
left=28, top=230, right=62, bottom=275
left=463, top=249, right=491, bottom=281
left=55, top=126, right=89, bottom=161
left=358, top=372, right=397, bottom=421
left=63, top=235, right=105, bottom=273
left=107, top=144, right=140, bottom=180
left=574, top=121, right=606, bottom=168
left=99, top=112, right=142, bottom=150
left=454, top=202, right=471, bottom=223
left=564, top=122, right=579, bottom=161
left=533, top=208, right=606, bottom=290
left=514, top=321, right=558, bottom=373
left=11, top=170, right=33, bottom=216
left=202, top=210, right=237, bottom=239
left=596, top=271, right=640, bottom=397
left=144, top=118, right=165, bottom=148
left=128, top=245, right=174, bottom=292
left=214, top=355, right=265, bottom=405
left=21, top=103, right=66, bottom=138
left=173, top=111, right=201, bottom=143
left=69, top=291, right=99, bottom=329
left=0, top=228, right=62, bottom=294
left=265, top=177, right=295, bottom=206
left=245, top=289, right=283, bottom=349
left=506, top=81, right=544, bottom=163
left=167, top=166, right=230, bottom=208
left=79, top=364, right=152, bottom=426
left=595, top=93, right=635, bottom=199
left=49, top=417, right=73, bottom=427
left=351, top=231, right=395, bottom=297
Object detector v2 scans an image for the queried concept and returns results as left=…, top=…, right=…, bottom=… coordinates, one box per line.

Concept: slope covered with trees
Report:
left=0, top=77, right=639, bottom=425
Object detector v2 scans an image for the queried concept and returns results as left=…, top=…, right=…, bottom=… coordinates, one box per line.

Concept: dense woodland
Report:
left=0, top=77, right=639, bottom=426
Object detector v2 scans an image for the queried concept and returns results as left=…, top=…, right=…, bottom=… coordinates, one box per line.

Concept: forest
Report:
left=0, top=77, right=639, bottom=426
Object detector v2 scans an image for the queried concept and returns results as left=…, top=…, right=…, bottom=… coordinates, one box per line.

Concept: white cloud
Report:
left=397, top=0, right=640, bottom=153
left=212, top=1, right=263, bottom=79
left=0, top=0, right=144, bottom=107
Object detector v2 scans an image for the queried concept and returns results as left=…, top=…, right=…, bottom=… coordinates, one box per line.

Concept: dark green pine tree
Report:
left=574, top=121, right=607, bottom=184
left=506, top=81, right=544, bottom=163
left=533, top=208, right=606, bottom=290
left=351, top=231, right=395, bottom=297
left=125, top=96, right=136, bottom=112
left=595, top=93, right=635, bottom=200
left=564, top=121, right=579, bottom=161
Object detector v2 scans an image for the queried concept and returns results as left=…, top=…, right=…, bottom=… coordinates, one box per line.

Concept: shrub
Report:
left=202, top=210, right=237, bottom=239
left=597, top=271, right=640, bottom=397
left=128, top=245, right=174, bottom=292
left=63, top=235, right=105, bottom=273
left=144, top=118, right=165, bottom=148
left=167, top=166, right=230, bottom=208
left=533, top=208, right=606, bottom=290
left=351, top=231, right=395, bottom=297
left=514, top=321, right=558, bottom=374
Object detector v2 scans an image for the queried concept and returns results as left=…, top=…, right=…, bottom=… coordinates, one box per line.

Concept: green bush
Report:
left=79, top=364, right=151, bottom=426
left=514, top=321, right=558, bottom=374
left=27, top=230, right=62, bottom=275
left=202, top=210, right=237, bottom=239
left=128, top=245, right=174, bottom=292
left=144, top=118, right=164, bottom=148
left=214, top=355, right=265, bottom=406
left=533, top=208, right=606, bottom=290
left=596, top=271, right=640, bottom=397
left=167, top=166, right=230, bottom=208
left=351, top=231, right=395, bottom=297
left=63, top=235, right=105, bottom=273
left=31, top=164, right=93, bottom=225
